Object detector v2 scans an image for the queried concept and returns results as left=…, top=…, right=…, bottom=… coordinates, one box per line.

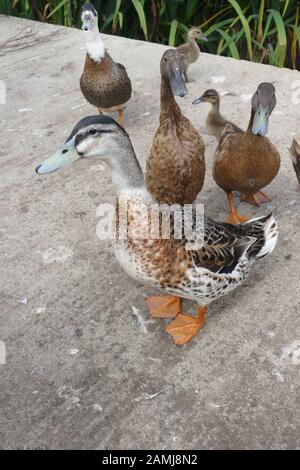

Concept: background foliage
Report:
left=1, top=0, right=300, bottom=69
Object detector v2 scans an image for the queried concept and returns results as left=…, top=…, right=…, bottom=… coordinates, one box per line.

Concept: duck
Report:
left=146, top=49, right=205, bottom=206
left=289, top=139, right=300, bottom=184
left=192, top=89, right=243, bottom=140
left=79, top=2, right=132, bottom=126
left=213, top=82, right=281, bottom=225
left=176, top=27, right=208, bottom=82
left=35, top=115, right=278, bottom=346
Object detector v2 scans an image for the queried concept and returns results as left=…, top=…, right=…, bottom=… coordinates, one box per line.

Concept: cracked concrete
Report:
left=0, top=15, right=300, bottom=449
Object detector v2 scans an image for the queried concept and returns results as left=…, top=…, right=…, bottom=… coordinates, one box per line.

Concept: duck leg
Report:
left=97, top=108, right=103, bottom=115
left=118, top=109, right=123, bottom=127
left=146, top=295, right=181, bottom=319
left=166, top=306, right=206, bottom=346
left=226, top=192, right=248, bottom=225
left=242, top=191, right=272, bottom=206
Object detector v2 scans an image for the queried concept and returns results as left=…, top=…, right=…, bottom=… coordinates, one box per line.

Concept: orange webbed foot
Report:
left=146, top=296, right=181, bottom=319
left=226, top=211, right=248, bottom=225
left=242, top=191, right=272, bottom=206
left=166, top=306, right=206, bottom=346
left=227, top=192, right=248, bottom=225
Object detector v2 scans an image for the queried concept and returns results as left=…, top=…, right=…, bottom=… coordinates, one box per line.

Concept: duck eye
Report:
left=88, top=129, right=97, bottom=135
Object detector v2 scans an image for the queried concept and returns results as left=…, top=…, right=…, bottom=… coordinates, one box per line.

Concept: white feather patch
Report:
left=86, top=38, right=105, bottom=62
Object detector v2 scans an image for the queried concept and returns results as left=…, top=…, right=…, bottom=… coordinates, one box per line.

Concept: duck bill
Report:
left=192, top=96, right=204, bottom=105
left=169, top=68, right=188, bottom=98
left=252, top=105, right=269, bottom=136
left=200, top=34, right=208, bottom=42
left=81, top=20, right=91, bottom=32
left=35, top=138, right=79, bottom=175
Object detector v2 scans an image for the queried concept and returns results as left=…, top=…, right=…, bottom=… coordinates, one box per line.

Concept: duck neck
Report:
left=106, top=138, right=146, bottom=194
left=247, top=109, right=255, bottom=134
left=210, top=99, right=220, bottom=115
left=160, top=75, right=181, bottom=122
left=84, top=23, right=105, bottom=63
left=187, top=35, right=199, bottom=54
left=187, top=35, right=196, bottom=48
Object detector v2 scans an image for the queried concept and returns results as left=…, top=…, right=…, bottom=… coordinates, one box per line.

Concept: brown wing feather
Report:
left=178, top=214, right=253, bottom=273
left=80, top=52, right=132, bottom=109
left=146, top=114, right=205, bottom=205
left=214, top=126, right=280, bottom=195
left=124, top=207, right=252, bottom=287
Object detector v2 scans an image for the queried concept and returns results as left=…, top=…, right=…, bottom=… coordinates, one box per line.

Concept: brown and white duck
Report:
left=79, top=3, right=132, bottom=125
left=193, top=89, right=243, bottom=140
left=36, top=115, right=278, bottom=345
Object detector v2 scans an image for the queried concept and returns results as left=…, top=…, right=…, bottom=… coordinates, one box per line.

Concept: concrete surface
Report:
left=0, top=15, right=300, bottom=450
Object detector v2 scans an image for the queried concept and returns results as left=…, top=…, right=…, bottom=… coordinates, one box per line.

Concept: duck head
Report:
left=36, top=116, right=127, bottom=174
left=160, top=49, right=187, bottom=98
left=251, top=82, right=276, bottom=136
left=35, top=115, right=144, bottom=190
left=187, top=27, right=208, bottom=42
left=81, top=2, right=98, bottom=31
left=193, top=88, right=220, bottom=106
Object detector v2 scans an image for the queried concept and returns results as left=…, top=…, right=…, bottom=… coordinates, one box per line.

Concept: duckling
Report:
left=289, top=138, right=300, bottom=184
left=36, top=115, right=278, bottom=345
left=214, top=82, right=281, bottom=224
left=177, top=27, right=208, bottom=82
left=79, top=3, right=132, bottom=125
left=146, top=49, right=205, bottom=206
left=192, top=89, right=243, bottom=140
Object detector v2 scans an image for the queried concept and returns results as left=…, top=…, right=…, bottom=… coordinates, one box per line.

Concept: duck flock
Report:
left=36, top=2, right=299, bottom=346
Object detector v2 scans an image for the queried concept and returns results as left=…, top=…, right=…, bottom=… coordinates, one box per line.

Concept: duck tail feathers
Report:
left=289, top=138, right=300, bottom=184
left=243, top=213, right=278, bottom=260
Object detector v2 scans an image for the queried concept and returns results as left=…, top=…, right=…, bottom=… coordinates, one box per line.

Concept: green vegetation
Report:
left=2, top=0, right=300, bottom=69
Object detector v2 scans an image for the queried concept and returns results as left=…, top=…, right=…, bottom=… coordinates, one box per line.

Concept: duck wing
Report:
left=174, top=209, right=277, bottom=274
left=180, top=212, right=254, bottom=273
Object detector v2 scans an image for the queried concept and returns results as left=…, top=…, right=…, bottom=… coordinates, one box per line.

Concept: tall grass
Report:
left=2, top=0, right=300, bottom=69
